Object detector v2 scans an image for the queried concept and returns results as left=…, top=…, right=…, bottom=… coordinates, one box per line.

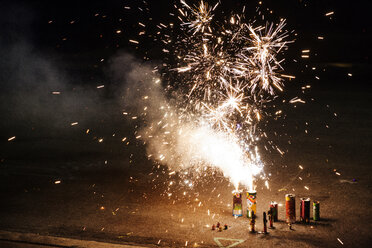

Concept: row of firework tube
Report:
left=286, top=194, right=320, bottom=223
left=233, top=191, right=320, bottom=223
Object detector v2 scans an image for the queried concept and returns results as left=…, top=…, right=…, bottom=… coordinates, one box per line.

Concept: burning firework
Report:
left=137, top=0, right=293, bottom=192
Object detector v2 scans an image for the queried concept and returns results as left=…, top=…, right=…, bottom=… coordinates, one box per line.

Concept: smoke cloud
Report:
left=112, top=53, right=263, bottom=190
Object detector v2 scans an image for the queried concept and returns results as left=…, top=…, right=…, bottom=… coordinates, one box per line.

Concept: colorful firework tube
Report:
left=300, top=198, right=310, bottom=223
left=232, top=191, right=243, bottom=217
left=313, top=201, right=320, bottom=221
left=285, top=194, right=296, bottom=223
left=270, top=201, right=278, bottom=222
left=247, top=191, right=257, bottom=219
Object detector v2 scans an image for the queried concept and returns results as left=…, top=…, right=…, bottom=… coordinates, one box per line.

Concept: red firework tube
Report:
left=268, top=209, right=273, bottom=228
left=300, top=198, right=310, bottom=223
left=270, top=201, right=278, bottom=222
left=285, top=194, right=296, bottom=223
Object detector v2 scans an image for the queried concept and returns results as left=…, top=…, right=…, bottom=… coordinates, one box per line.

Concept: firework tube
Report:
left=232, top=191, right=243, bottom=217
left=285, top=194, right=296, bottom=223
left=263, top=212, right=268, bottom=234
left=300, top=198, right=310, bottom=223
left=268, top=209, right=273, bottom=228
left=270, top=201, right=278, bottom=222
left=313, top=201, right=320, bottom=221
left=250, top=210, right=256, bottom=233
left=247, top=191, right=257, bottom=219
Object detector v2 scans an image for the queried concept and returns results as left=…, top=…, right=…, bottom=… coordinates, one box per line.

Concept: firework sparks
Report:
left=137, top=0, right=293, bottom=191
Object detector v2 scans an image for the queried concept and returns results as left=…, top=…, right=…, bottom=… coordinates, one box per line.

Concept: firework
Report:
left=285, top=194, right=296, bottom=223
left=313, top=201, right=320, bottom=221
left=300, top=197, right=310, bottom=223
left=232, top=190, right=243, bottom=217
left=270, top=201, right=278, bottom=222
left=247, top=191, right=257, bottom=219
left=139, top=0, right=293, bottom=193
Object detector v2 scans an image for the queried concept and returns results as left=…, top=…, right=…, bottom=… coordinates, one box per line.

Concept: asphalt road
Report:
left=0, top=81, right=371, bottom=247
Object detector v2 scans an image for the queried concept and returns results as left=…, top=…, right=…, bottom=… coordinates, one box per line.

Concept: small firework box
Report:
left=300, top=198, right=310, bottom=223
left=285, top=194, right=296, bottom=223
left=246, top=191, right=257, bottom=219
left=313, top=201, right=320, bottom=221
left=270, top=201, right=278, bottom=222
left=232, top=191, right=243, bottom=217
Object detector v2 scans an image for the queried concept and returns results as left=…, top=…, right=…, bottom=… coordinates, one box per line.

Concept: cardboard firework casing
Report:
left=246, top=191, right=257, bottom=219
left=313, top=201, right=320, bottom=221
left=270, top=201, right=278, bottom=222
left=300, top=198, right=310, bottom=223
left=232, top=191, right=243, bottom=217
left=285, top=194, right=296, bottom=223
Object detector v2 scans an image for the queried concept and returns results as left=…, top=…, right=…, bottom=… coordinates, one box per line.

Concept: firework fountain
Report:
left=138, top=0, right=292, bottom=192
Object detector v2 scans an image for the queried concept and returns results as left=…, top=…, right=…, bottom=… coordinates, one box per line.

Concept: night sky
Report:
left=1, top=0, right=371, bottom=63
left=0, top=0, right=371, bottom=134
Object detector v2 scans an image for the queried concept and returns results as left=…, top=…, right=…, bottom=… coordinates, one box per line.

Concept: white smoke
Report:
left=115, top=53, right=263, bottom=190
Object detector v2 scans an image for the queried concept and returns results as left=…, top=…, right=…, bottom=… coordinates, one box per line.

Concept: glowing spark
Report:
left=129, top=39, right=139, bottom=44
left=337, top=238, right=344, bottom=245
left=290, top=97, right=306, bottom=104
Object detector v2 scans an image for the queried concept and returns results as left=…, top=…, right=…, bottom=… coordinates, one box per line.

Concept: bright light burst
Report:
left=142, top=1, right=293, bottom=191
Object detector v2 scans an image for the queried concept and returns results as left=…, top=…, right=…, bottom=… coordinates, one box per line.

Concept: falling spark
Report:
left=280, top=74, right=296, bottom=79
left=337, top=238, right=344, bottom=245
left=129, top=39, right=139, bottom=44
left=8, top=136, right=16, bottom=141
left=325, top=11, right=334, bottom=16
left=290, top=97, right=306, bottom=104
left=71, top=122, right=78, bottom=126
